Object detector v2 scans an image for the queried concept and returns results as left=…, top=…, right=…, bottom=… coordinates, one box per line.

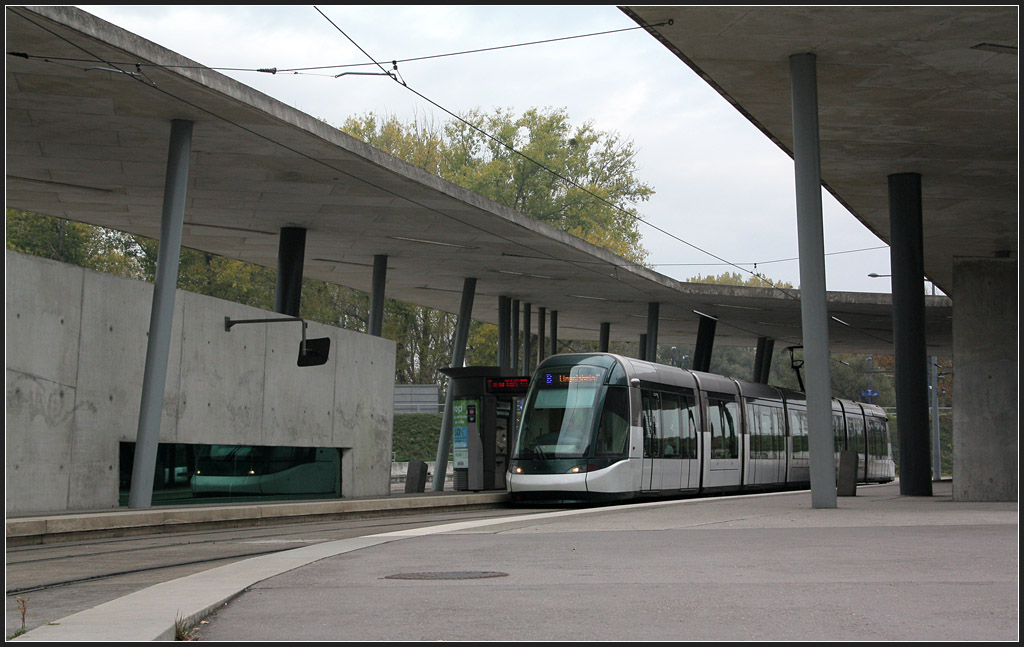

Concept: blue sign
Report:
left=861, top=389, right=879, bottom=398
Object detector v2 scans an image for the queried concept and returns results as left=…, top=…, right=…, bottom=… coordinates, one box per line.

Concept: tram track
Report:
left=5, top=505, right=551, bottom=633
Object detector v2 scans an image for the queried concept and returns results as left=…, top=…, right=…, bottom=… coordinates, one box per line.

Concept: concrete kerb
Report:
left=5, top=492, right=511, bottom=546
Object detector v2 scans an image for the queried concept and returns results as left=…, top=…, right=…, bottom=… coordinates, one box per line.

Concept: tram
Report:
left=507, top=353, right=894, bottom=503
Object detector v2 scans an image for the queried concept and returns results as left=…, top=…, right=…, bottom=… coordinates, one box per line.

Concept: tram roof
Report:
left=6, top=6, right=955, bottom=355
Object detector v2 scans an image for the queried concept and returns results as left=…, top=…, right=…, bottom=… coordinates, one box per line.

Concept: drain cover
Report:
left=385, top=571, right=508, bottom=581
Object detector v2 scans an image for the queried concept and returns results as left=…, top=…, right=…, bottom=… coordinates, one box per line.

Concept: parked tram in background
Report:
left=507, top=353, right=894, bottom=504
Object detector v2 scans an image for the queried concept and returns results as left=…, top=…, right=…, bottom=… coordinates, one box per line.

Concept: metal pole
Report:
left=128, top=119, right=193, bottom=509
left=498, top=296, right=511, bottom=370
left=511, top=299, right=520, bottom=373
left=368, top=254, right=387, bottom=337
left=537, top=307, right=546, bottom=365
left=432, top=278, right=476, bottom=491
left=889, top=173, right=932, bottom=496
left=693, top=315, right=717, bottom=373
left=523, top=303, right=532, bottom=374
left=646, top=302, right=660, bottom=362
left=274, top=227, right=306, bottom=317
left=930, top=355, right=942, bottom=480
left=790, top=53, right=836, bottom=509
left=549, top=310, right=558, bottom=357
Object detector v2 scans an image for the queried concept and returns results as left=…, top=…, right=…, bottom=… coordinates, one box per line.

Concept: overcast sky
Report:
left=80, top=5, right=897, bottom=294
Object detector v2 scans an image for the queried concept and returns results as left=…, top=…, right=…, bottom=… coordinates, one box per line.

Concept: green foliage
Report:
left=341, top=107, right=653, bottom=264
left=687, top=270, right=793, bottom=289
left=392, top=413, right=445, bottom=461
left=6, top=208, right=146, bottom=278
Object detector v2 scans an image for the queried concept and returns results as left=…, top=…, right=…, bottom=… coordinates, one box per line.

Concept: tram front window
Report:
left=515, top=366, right=606, bottom=460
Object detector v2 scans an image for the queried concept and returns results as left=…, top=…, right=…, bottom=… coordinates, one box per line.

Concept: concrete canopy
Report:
left=6, top=6, right=953, bottom=356
left=622, top=6, right=1018, bottom=296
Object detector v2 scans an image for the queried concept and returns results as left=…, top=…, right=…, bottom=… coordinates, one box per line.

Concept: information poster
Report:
left=453, top=398, right=478, bottom=469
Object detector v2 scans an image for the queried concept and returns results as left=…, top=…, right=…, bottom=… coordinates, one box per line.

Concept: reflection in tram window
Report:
left=515, top=366, right=606, bottom=460
left=118, top=441, right=341, bottom=506
left=594, top=387, right=630, bottom=458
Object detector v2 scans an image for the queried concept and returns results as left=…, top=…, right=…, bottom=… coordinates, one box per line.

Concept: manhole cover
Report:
left=384, top=571, right=509, bottom=581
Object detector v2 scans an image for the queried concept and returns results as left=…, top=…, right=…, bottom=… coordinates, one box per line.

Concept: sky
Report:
left=79, top=5, right=898, bottom=294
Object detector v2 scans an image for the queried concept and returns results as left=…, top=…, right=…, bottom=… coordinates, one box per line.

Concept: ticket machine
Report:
left=441, top=367, right=530, bottom=491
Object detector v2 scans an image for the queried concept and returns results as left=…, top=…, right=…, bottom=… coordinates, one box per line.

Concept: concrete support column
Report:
left=599, top=322, right=610, bottom=353
left=511, top=300, right=520, bottom=373
left=274, top=226, right=306, bottom=317
left=537, top=307, right=546, bottom=366
left=692, top=315, right=717, bottom=373
left=128, top=119, right=193, bottom=509
left=753, top=337, right=775, bottom=384
left=549, top=310, right=558, bottom=356
left=368, top=254, right=387, bottom=337
left=638, top=334, right=647, bottom=361
left=790, top=52, right=836, bottom=509
left=952, top=258, right=1016, bottom=501
left=646, top=302, right=660, bottom=362
left=432, top=277, right=476, bottom=491
left=889, top=172, right=932, bottom=497
left=498, top=296, right=511, bottom=370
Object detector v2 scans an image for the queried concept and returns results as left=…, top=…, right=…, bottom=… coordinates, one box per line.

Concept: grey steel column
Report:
left=791, top=53, right=836, bottom=509
left=368, top=254, right=387, bottom=337
left=753, top=337, right=775, bottom=384
left=599, top=322, right=610, bottom=353
left=498, top=296, right=511, bottom=370
left=511, top=300, right=520, bottom=373
left=646, top=302, right=660, bottom=362
left=128, top=119, right=193, bottom=509
left=523, top=303, right=532, bottom=374
left=432, top=277, right=476, bottom=491
left=889, top=172, right=932, bottom=496
left=930, top=355, right=941, bottom=481
left=692, top=315, right=717, bottom=373
left=274, top=226, right=306, bottom=316
left=549, top=310, right=558, bottom=356
left=537, top=307, right=546, bottom=365
left=638, top=334, right=647, bottom=361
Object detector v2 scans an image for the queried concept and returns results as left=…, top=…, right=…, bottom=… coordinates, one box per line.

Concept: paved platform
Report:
left=9, top=481, right=1018, bottom=641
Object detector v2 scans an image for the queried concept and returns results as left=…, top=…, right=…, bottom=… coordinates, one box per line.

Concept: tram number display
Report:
left=540, top=370, right=601, bottom=387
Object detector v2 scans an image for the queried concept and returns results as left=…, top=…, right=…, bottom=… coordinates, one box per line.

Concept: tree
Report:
left=340, top=107, right=656, bottom=375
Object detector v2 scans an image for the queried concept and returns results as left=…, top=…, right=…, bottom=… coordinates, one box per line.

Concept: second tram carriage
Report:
left=507, top=353, right=894, bottom=503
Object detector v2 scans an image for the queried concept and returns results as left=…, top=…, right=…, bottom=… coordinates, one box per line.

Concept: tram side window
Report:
left=660, top=392, right=683, bottom=458
left=866, top=417, right=887, bottom=458
left=750, top=403, right=783, bottom=459
left=595, top=387, right=630, bottom=459
left=747, top=402, right=762, bottom=457
left=708, top=396, right=738, bottom=459
left=832, top=413, right=845, bottom=452
left=847, top=415, right=865, bottom=454
left=789, top=409, right=809, bottom=459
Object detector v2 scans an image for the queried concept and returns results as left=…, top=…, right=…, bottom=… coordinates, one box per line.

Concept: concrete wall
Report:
left=5, top=251, right=396, bottom=514
left=951, top=257, right=1017, bottom=502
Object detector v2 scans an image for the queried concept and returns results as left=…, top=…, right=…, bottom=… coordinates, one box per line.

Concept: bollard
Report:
left=837, top=450, right=858, bottom=496
left=405, top=460, right=428, bottom=493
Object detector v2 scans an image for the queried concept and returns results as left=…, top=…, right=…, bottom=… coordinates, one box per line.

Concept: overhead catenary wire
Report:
left=11, top=6, right=897, bottom=348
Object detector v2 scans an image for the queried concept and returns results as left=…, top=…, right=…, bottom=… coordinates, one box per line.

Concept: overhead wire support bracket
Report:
left=224, top=316, right=331, bottom=367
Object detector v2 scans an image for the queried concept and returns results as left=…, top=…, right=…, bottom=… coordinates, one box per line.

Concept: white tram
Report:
left=507, top=353, right=894, bottom=504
